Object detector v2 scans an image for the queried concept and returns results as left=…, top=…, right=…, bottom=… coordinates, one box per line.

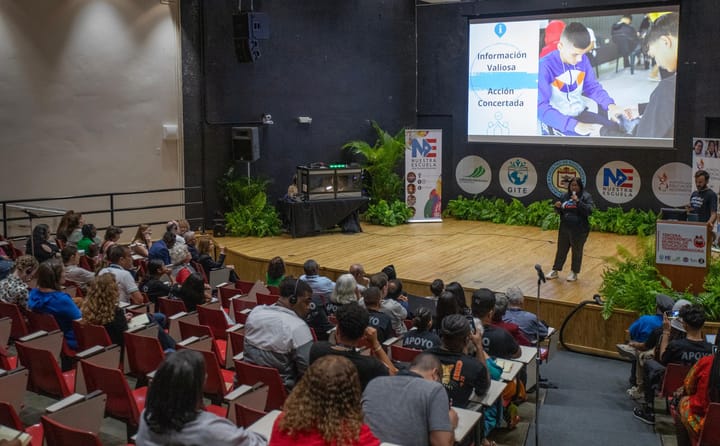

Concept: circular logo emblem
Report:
left=456, top=156, right=492, bottom=194
left=595, top=161, right=641, bottom=204
left=546, top=160, right=586, bottom=197
left=652, top=162, right=692, bottom=207
left=499, top=157, right=537, bottom=197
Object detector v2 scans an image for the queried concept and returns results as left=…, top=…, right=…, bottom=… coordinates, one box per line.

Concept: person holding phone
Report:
left=546, top=176, right=594, bottom=282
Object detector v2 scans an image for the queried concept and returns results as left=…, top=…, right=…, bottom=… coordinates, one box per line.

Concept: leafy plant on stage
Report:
left=599, top=237, right=670, bottom=319
left=694, top=261, right=720, bottom=321
left=363, top=199, right=414, bottom=227
left=445, top=196, right=656, bottom=236
left=589, top=207, right=657, bottom=236
left=343, top=121, right=410, bottom=225
left=444, top=196, right=560, bottom=230
left=218, top=167, right=282, bottom=237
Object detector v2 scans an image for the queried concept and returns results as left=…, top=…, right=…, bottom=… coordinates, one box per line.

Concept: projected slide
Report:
left=468, top=8, right=679, bottom=148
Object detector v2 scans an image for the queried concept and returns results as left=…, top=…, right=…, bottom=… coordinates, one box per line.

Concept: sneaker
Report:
left=616, top=343, right=638, bottom=360
left=546, top=270, right=559, bottom=280
left=567, top=271, right=577, bottom=282
left=627, top=386, right=643, bottom=400
left=633, top=406, right=655, bottom=425
left=712, top=245, right=720, bottom=253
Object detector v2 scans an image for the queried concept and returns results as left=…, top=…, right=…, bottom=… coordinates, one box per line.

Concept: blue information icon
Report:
left=494, top=23, right=506, bottom=38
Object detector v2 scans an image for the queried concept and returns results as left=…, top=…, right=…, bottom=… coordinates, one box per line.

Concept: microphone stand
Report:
left=534, top=267, right=544, bottom=446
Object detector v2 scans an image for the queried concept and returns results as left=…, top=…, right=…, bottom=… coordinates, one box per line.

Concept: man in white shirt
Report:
left=98, top=245, right=143, bottom=304
left=243, top=277, right=314, bottom=390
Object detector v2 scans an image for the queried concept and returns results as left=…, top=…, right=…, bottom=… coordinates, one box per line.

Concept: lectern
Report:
left=655, top=220, right=711, bottom=295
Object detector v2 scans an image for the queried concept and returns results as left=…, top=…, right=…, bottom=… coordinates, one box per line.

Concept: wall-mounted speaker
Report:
left=233, top=12, right=270, bottom=63
left=232, top=126, right=260, bottom=162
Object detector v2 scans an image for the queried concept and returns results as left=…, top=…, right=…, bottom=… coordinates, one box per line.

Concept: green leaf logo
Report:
left=466, top=166, right=486, bottom=178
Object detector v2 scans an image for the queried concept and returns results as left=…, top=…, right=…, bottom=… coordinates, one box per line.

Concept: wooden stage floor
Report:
left=220, top=219, right=640, bottom=305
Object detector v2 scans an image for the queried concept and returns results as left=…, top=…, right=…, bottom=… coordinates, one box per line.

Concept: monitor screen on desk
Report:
left=660, top=208, right=687, bottom=221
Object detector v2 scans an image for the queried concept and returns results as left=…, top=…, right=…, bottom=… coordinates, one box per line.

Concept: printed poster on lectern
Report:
left=405, top=130, right=442, bottom=223
left=656, top=221, right=707, bottom=268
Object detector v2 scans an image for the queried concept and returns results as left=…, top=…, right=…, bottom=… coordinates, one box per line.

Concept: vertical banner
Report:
left=405, top=129, right=442, bottom=223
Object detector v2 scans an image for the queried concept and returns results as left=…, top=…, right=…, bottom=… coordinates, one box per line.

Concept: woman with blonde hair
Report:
left=130, top=224, right=154, bottom=257
left=81, top=273, right=128, bottom=346
left=269, top=355, right=380, bottom=446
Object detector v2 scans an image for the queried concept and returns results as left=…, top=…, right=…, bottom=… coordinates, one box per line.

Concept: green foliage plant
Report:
left=342, top=121, right=405, bottom=203
left=218, top=167, right=282, bottom=237
left=363, top=199, right=414, bottom=227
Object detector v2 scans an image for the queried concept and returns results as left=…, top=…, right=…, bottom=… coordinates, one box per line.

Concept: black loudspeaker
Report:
left=232, top=127, right=260, bottom=162
left=213, top=223, right=226, bottom=237
left=233, top=12, right=270, bottom=63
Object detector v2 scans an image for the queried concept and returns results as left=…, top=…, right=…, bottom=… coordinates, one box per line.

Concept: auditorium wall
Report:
left=0, top=1, right=184, bottom=236
left=182, top=0, right=720, bottom=224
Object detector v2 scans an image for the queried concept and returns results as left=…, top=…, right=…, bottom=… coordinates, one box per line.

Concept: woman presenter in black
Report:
left=546, top=177, right=594, bottom=282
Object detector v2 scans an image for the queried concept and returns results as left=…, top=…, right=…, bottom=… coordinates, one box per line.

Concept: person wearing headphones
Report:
left=243, top=277, right=314, bottom=391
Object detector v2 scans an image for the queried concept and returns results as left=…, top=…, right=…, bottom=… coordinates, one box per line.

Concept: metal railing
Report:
left=1, top=186, right=204, bottom=238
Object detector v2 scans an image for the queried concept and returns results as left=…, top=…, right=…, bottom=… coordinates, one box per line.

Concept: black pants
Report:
left=552, top=223, right=589, bottom=273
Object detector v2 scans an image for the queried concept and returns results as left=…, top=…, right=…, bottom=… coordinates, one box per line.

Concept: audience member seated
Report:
left=327, top=273, right=359, bottom=315
left=148, top=231, right=175, bottom=266
left=243, top=278, right=314, bottom=390
left=310, top=301, right=395, bottom=390
left=445, top=281, right=471, bottom=317
left=387, top=278, right=409, bottom=311
left=170, top=243, right=196, bottom=280
left=617, top=293, right=675, bottom=389
left=371, top=272, right=407, bottom=336
left=433, top=291, right=462, bottom=335
left=427, top=314, right=491, bottom=408
left=130, top=224, right=154, bottom=258
left=363, top=353, right=457, bottom=446
left=269, top=355, right=380, bottom=446
left=63, top=212, right=84, bottom=246
left=0, top=255, right=37, bottom=308
left=136, top=349, right=266, bottom=445
left=83, top=273, right=174, bottom=350
left=265, top=256, right=285, bottom=287
left=76, top=223, right=101, bottom=255
left=197, top=238, right=238, bottom=282
left=0, top=245, right=12, bottom=281
left=349, top=263, right=368, bottom=293
left=299, top=259, right=335, bottom=299
left=629, top=299, right=690, bottom=400
left=184, top=231, right=199, bottom=262
left=61, top=246, right=95, bottom=291
left=98, top=245, right=144, bottom=304
left=671, top=342, right=720, bottom=446
left=54, top=210, right=74, bottom=245
left=634, top=303, right=714, bottom=425
left=26, top=224, right=59, bottom=263
left=100, top=225, right=123, bottom=260
left=170, top=272, right=210, bottom=312
left=472, top=288, right=521, bottom=359
left=27, top=260, right=81, bottom=350
left=140, top=259, right=173, bottom=305
left=167, top=220, right=185, bottom=246
left=177, top=219, right=191, bottom=240
left=502, top=287, right=545, bottom=344
left=362, top=286, right=394, bottom=343
left=429, top=278, right=444, bottom=299
left=403, top=308, right=441, bottom=351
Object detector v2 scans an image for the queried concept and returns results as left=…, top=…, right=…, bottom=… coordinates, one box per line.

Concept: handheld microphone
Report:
left=534, top=264, right=546, bottom=283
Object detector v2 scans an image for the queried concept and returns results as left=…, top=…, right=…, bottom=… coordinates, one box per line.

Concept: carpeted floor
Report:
left=524, top=349, right=663, bottom=446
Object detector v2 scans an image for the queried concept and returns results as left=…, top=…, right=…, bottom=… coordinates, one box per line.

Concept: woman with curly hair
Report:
left=269, top=355, right=380, bottom=446
left=0, top=255, right=38, bottom=308
left=136, top=349, right=265, bottom=445
left=81, top=273, right=128, bottom=346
